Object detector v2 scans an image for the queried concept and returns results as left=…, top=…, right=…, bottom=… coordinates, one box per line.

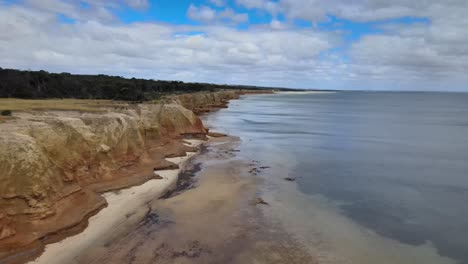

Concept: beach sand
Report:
left=27, top=140, right=203, bottom=264
left=28, top=136, right=316, bottom=264
left=80, top=136, right=316, bottom=264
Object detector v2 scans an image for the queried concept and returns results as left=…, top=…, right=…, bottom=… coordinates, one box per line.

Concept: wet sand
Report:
left=259, top=173, right=457, bottom=264
left=78, top=137, right=315, bottom=264
left=201, top=92, right=463, bottom=264
left=27, top=140, right=202, bottom=264
left=28, top=136, right=316, bottom=264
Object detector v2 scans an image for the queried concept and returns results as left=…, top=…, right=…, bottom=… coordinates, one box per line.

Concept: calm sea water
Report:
left=203, top=92, right=468, bottom=264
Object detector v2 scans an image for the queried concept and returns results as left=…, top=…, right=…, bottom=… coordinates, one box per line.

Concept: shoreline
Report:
left=2, top=90, right=318, bottom=264
left=23, top=125, right=316, bottom=264
left=26, top=139, right=204, bottom=264
left=12, top=90, right=464, bottom=264
left=2, top=140, right=205, bottom=264
left=200, top=91, right=460, bottom=264
left=61, top=135, right=316, bottom=264
left=0, top=91, right=251, bottom=263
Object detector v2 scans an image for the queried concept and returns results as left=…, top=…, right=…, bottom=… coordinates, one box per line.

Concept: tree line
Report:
left=0, top=68, right=277, bottom=101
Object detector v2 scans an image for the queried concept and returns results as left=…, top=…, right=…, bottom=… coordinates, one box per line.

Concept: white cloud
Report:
left=187, top=4, right=248, bottom=24
left=236, top=0, right=266, bottom=9
left=237, top=0, right=468, bottom=23
left=1, top=0, right=468, bottom=90
left=233, top=0, right=468, bottom=90
left=187, top=4, right=216, bottom=23
left=124, top=0, right=149, bottom=10
left=209, top=0, right=225, bottom=7
left=270, top=19, right=285, bottom=30
left=236, top=0, right=279, bottom=15
left=0, top=2, right=338, bottom=89
left=350, top=28, right=468, bottom=80
left=22, top=0, right=150, bottom=22
left=218, top=8, right=248, bottom=23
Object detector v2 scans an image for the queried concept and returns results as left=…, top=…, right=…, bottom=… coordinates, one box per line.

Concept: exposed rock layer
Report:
left=0, top=90, right=251, bottom=262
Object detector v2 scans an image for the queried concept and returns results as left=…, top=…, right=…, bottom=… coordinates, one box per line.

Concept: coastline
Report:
left=53, top=135, right=316, bottom=264
left=199, top=91, right=460, bottom=264
left=27, top=139, right=203, bottom=264
left=1, top=90, right=319, bottom=264
left=0, top=91, right=247, bottom=263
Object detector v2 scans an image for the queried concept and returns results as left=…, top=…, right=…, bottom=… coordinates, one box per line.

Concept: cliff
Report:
left=0, top=91, right=244, bottom=262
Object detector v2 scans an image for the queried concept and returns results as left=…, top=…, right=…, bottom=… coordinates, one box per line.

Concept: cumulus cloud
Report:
left=236, top=0, right=266, bottom=9
left=333, top=1, right=468, bottom=88
left=209, top=0, right=225, bottom=7
left=218, top=8, right=249, bottom=24
left=187, top=4, right=248, bottom=24
left=236, top=0, right=280, bottom=15
left=124, top=0, right=149, bottom=10
left=233, top=0, right=468, bottom=90
left=237, top=0, right=468, bottom=23
left=1, top=0, right=468, bottom=90
left=23, top=0, right=151, bottom=22
left=270, top=19, right=285, bottom=30
left=0, top=2, right=338, bottom=88
left=187, top=4, right=217, bottom=23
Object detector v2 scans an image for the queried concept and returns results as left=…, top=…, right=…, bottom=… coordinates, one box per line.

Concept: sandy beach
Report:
left=25, top=135, right=316, bottom=264
left=77, top=136, right=316, bottom=264
left=27, top=139, right=203, bottom=264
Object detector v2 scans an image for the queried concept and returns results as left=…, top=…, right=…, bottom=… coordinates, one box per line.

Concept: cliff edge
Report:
left=0, top=90, right=246, bottom=262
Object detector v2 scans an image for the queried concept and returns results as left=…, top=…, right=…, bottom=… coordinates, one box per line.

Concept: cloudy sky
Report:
left=1, top=0, right=468, bottom=91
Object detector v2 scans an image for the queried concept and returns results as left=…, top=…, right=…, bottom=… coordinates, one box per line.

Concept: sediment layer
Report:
left=0, top=90, right=251, bottom=262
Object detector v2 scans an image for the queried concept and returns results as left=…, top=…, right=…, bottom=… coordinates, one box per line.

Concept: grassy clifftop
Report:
left=0, top=91, right=242, bottom=262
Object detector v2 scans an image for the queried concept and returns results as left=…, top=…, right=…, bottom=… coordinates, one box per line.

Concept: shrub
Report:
left=1, top=110, right=12, bottom=116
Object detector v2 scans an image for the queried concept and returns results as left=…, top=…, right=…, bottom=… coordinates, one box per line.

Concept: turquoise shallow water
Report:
left=203, top=92, right=468, bottom=264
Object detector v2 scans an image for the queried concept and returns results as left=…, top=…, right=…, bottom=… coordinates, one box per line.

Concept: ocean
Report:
left=203, top=91, right=468, bottom=264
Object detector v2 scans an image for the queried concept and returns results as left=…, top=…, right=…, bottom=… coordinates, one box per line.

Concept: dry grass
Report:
left=0, top=98, right=130, bottom=113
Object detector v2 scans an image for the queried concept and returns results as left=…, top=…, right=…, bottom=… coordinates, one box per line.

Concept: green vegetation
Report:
left=1, top=110, right=12, bottom=116
left=0, top=68, right=283, bottom=101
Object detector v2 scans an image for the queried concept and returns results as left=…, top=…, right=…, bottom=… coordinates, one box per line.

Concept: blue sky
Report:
left=1, top=0, right=467, bottom=91
left=114, top=0, right=269, bottom=24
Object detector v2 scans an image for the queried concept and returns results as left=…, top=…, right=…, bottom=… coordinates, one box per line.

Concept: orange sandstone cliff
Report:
left=0, top=91, right=246, bottom=262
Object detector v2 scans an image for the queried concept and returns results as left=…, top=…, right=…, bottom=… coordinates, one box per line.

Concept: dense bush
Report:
left=1, top=110, right=12, bottom=116
left=0, top=68, right=274, bottom=101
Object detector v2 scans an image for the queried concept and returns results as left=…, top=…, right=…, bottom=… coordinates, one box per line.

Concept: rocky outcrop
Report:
left=0, top=90, right=246, bottom=262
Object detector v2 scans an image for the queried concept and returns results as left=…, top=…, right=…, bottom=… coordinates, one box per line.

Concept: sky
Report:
left=0, top=0, right=468, bottom=91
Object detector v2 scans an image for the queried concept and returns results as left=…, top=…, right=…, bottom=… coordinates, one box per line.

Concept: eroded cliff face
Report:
left=0, top=91, right=242, bottom=262
left=175, top=90, right=238, bottom=114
